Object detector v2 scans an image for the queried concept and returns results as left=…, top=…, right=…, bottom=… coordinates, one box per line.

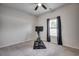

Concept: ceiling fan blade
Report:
left=42, top=4, right=47, bottom=9
left=35, top=5, right=38, bottom=11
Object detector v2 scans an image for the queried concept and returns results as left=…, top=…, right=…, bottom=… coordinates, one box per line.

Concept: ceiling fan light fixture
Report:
left=38, top=3, right=41, bottom=7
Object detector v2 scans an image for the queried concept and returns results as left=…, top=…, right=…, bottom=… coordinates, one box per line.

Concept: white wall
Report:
left=37, top=4, right=79, bottom=49
left=0, top=5, right=37, bottom=48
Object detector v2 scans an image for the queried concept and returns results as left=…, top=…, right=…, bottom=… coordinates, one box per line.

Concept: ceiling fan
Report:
left=34, top=3, right=47, bottom=11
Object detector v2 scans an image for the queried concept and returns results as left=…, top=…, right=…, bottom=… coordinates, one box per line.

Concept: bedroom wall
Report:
left=37, top=4, right=79, bottom=49
left=0, top=5, right=37, bottom=48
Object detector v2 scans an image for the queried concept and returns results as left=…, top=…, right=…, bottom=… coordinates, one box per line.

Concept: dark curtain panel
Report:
left=47, top=18, right=51, bottom=42
left=57, top=16, right=63, bottom=45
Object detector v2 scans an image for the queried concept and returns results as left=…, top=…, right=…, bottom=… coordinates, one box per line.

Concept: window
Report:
left=49, top=18, right=57, bottom=36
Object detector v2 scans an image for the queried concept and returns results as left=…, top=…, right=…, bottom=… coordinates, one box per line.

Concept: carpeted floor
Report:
left=0, top=40, right=79, bottom=56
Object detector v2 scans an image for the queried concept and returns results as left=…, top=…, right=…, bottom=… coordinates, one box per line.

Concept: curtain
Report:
left=57, top=16, right=63, bottom=45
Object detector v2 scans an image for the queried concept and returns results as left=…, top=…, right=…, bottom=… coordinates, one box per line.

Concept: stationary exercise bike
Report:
left=33, top=26, right=46, bottom=49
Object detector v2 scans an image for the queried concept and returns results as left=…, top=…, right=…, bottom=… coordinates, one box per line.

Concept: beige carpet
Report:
left=0, top=40, right=79, bottom=56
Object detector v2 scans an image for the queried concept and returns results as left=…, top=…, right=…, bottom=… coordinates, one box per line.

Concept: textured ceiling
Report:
left=2, top=3, right=65, bottom=16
